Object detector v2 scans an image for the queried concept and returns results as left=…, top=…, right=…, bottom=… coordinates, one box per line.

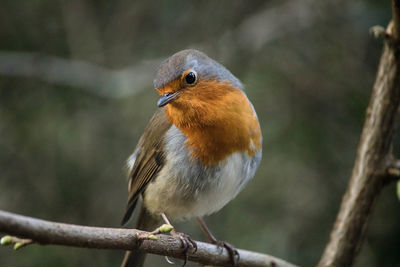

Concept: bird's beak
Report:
left=157, top=91, right=180, bottom=107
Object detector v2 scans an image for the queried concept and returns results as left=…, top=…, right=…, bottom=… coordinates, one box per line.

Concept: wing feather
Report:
left=121, top=109, right=172, bottom=225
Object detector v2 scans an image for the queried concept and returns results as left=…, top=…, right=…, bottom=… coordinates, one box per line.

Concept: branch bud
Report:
left=148, top=234, right=158, bottom=240
left=13, top=242, right=23, bottom=250
left=369, top=25, right=388, bottom=39
left=159, top=224, right=174, bottom=233
left=0, top=236, right=13, bottom=246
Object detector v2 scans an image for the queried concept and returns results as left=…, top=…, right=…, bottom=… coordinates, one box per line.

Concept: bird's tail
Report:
left=121, top=206, right=160, bottom=267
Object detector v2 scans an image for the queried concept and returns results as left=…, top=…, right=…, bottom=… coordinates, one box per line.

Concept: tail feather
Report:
left=121, top=206, right=160, bottom=267
left=121, top=199, right=138, bottom=226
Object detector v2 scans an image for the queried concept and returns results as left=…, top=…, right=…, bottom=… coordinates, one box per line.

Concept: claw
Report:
left=170, top=230, right=197, bottom=267
left=196, top=217, right=239, bottom=266
left=159, top=214, right=197, bottom=266
left=213, top=240, right=240, bottom=267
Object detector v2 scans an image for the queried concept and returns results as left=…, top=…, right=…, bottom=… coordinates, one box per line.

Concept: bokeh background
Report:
left=0, top=1, right=399, bottom=266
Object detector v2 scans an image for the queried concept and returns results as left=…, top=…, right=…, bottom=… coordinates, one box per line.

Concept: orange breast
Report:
left=164, top=80, right=262, bottom=165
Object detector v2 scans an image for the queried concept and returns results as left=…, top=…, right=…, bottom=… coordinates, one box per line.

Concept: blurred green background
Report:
left=0, top=0, right=399, bottom=266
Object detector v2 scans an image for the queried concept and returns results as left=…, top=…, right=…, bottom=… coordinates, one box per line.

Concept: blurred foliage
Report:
left=0, top=1, right=399, bottom=266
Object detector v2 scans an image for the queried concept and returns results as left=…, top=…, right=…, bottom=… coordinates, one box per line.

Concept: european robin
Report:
left=121, top=49, right=262, bottom=267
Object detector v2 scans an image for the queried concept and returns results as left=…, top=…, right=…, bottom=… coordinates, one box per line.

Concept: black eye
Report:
left=185, top=72, right=197, bottom=84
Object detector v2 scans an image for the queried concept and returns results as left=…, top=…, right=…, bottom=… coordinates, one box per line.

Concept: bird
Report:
left=121, top=49, right=262, bottom=267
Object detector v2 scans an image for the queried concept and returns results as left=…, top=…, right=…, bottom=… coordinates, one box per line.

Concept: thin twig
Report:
left=0, top=210, right=297, bottom=267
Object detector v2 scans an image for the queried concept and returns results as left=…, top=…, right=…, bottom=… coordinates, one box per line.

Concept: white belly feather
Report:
left=142, top=126, right=261, bottom=219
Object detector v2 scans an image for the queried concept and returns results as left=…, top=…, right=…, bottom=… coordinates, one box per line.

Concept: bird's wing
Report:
left=121, top=108, right=172, bottom=225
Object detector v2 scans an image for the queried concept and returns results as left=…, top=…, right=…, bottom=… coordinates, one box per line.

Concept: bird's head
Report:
left=154, top=49, right=242, bottom=108
left=154, top=49, right=246, bottom=127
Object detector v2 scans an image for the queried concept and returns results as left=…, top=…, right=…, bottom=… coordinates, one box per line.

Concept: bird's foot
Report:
left=136, top=224, right=197, bottom=266
left=212, top=240, right=240, bottom=266
left=170, top=229, right=197, bottom=266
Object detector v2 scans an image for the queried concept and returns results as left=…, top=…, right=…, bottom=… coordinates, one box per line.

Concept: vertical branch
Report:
left=392, top=0, right=400, bottom=40
left=317, top=1, right=400, bottom=266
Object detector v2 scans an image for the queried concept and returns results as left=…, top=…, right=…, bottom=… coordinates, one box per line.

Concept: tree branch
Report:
left=392, top=0, right=400, bottom=40
left=317, top=1, right=400, bottom=266
left=0, top=210, right=297, bottom=267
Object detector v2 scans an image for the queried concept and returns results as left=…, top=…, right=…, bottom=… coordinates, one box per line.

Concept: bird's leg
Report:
left=161, top=213, right=197, bottom=266
left=196, top=217, right=240, bottom=266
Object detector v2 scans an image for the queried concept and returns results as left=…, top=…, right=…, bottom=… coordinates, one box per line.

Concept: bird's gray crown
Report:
left=153, top=49, right=243, bottom=90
